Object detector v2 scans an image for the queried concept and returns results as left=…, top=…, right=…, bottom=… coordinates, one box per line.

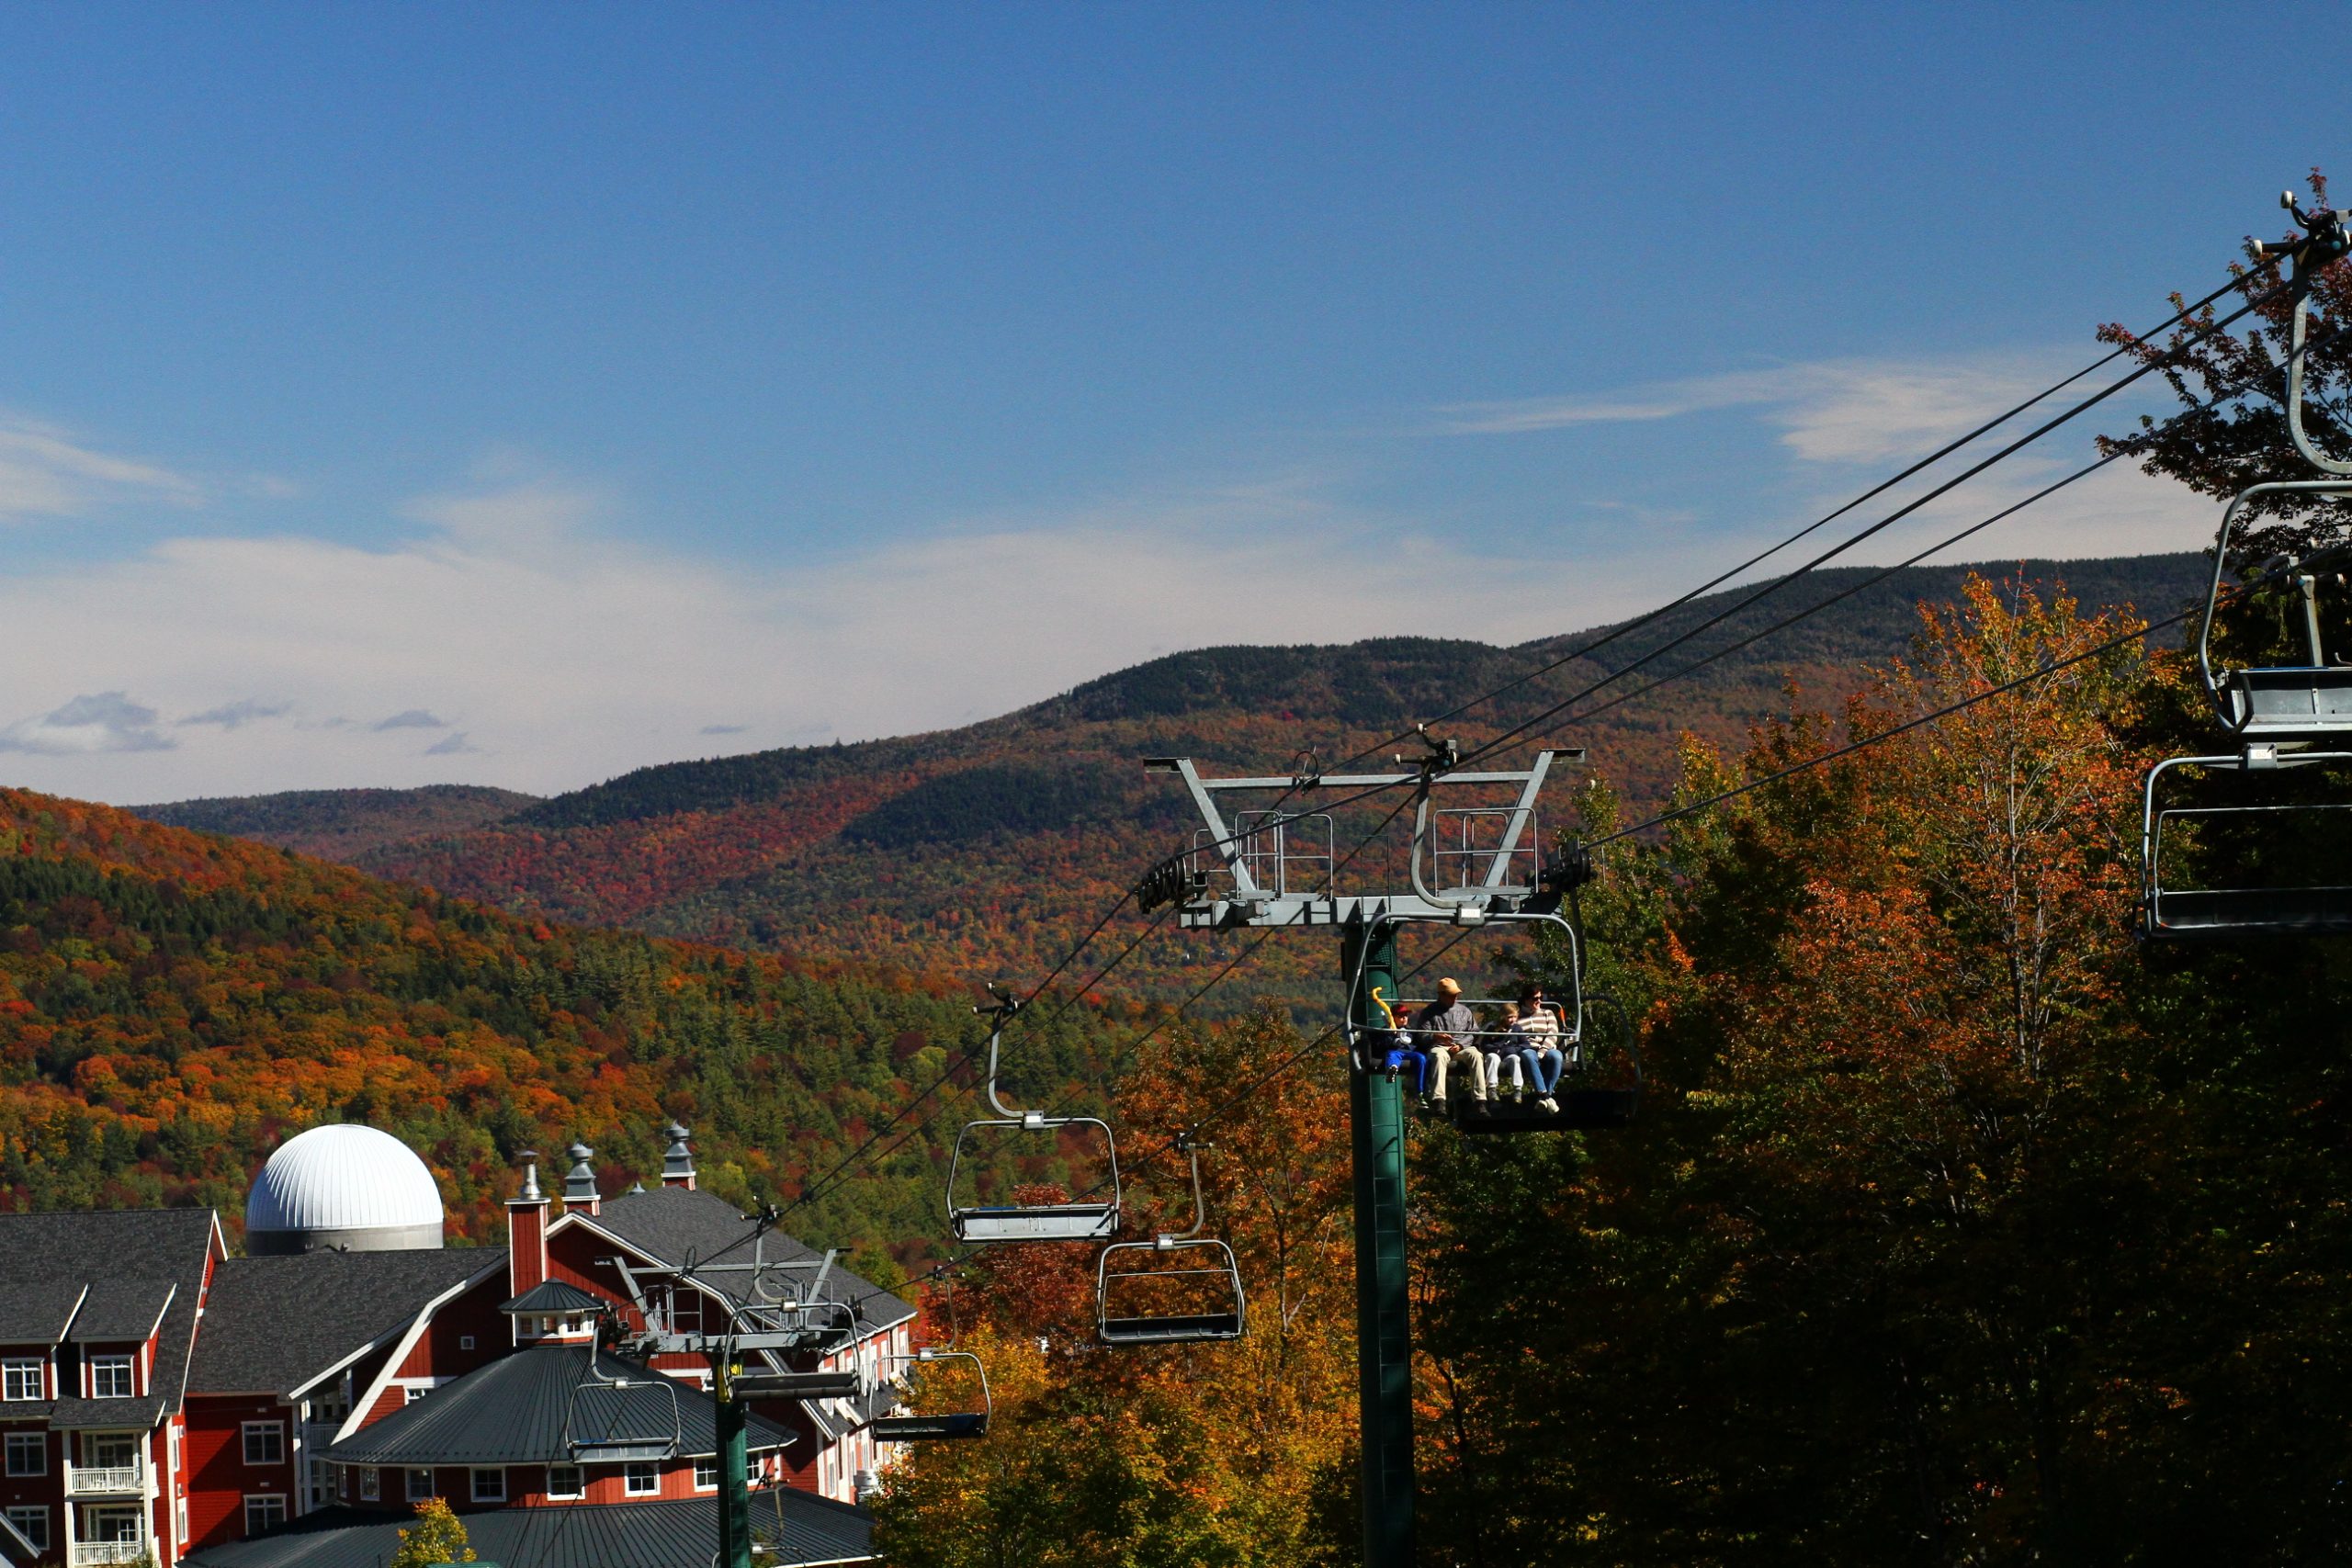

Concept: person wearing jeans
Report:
left=1513, top=985, right=1564, bottom=1113
left=1367, top=987, right=1430, bottom=1099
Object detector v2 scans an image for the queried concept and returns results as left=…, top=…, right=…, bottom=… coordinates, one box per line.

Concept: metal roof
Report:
left=245, top=1125, right=445, bottom=1239
left=502, top=1280, right=605, bottom=1315
left=181, top=1495, right=876, bottom=1568
left=571, top=1189, right=913, bottom=1333
left=322, top=1344, right=795, bottom=1467
left=188, top=1248, right=506, bottom=1397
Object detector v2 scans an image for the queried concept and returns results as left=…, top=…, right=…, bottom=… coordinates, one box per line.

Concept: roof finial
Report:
left=661, top=1122, right=696, bottom=1190
left=563, top=1143, right=601, bottom=1213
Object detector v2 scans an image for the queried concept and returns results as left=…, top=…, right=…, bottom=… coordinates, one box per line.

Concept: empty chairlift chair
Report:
left=947, top=989, right=1122, bottom=1244
left=1096, top=1134, right=1246, bottom=1346
left=564, top=1353, right=684, bottom=1464
left=870, top=1348, right=992, bottom=1441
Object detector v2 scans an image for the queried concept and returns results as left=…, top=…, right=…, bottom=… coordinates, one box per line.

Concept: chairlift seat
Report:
left=2222, top=667, right=2352, bottom=738
left=2148, top=885, right=2352, bottom=938
left=951, top=1201, right=1120, bottom=1244
left=1101, top=1312, right=1245, bottom=1344
left=872, top=1412, right=989, bottom=1441
left=732, top=1371, right=865, bottom=1401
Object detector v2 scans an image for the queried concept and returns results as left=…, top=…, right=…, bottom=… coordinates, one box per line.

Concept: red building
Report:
left=0, top=1123, right=904, bottom=1568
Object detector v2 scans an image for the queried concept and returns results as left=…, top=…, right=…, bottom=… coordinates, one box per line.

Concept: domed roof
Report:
left=245, top=1124, right=445, bottom=1254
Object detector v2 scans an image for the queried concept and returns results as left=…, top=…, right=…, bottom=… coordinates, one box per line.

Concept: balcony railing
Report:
left=65, top=1463, right=144, bottom=1495
left=73, top=1540, right=149, bottom=1566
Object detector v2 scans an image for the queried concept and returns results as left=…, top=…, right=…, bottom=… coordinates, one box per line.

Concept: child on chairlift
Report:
left=1368, top=986, right=1430, bottom=1101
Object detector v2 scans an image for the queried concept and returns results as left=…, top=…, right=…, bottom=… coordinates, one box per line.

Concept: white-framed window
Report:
left=546, top=1463, right=582, bottom=1499
left=470, top=1468, right=504, bottom=1504
left=242, top=1421, right=284, bottom=1466
left=3, top=1432, right=41, bottom=1476
left=624, top=1461, right=658, bottom=1496
left=3, top=1506, right=45, bottom=1552
left=407, top=1467, right=435, bottom=1502
left=404, top=1385, right=430, bottom=1404
left=175, top=1497, right=188, bottom=1544
left=0, top=1359, right=40, bottom=1401
left=90, top=1354, right=134, bottom=1399
left=358, top=1467, right=380, bottom=1502
left=693, top=1456, right=717, bottom=1491
left=243, top=1495, right=286, bottom=1536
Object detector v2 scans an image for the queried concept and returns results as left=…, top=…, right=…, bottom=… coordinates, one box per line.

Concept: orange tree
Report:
left=1411, top=576, right=2352, bottom=1563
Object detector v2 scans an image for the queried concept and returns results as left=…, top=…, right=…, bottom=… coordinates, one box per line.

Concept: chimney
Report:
left=507, top=1151, right=549, bottom=1299
left=562, top=1143, right=601, bottom=1217
left=661, top=1122, right=696, bottom=1190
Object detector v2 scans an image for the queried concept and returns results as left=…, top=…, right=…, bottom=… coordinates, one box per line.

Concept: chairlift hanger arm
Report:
left=2265, top=192, right=2352, bottom=477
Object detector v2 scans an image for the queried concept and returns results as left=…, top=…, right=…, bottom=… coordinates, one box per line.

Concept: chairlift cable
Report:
left=1452, top=309, right=2352, bottom=777
left=1306, top=265, right=2288, bottom=784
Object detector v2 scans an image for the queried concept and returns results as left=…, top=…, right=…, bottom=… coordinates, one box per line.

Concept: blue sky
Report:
left=0, top=4, right=2336, bottom=800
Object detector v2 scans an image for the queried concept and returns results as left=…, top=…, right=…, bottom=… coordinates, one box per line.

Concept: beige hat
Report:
left=1436, top=977, right=1462, bottom=996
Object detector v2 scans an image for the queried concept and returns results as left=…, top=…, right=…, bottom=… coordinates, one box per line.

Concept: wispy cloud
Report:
left=0, top=693, right=174, bottom=755
left=1435, top=353, right=2123, bottom=466
left=699, top=723, right=749, bottom=735
left=0, top=419, right=204, bottom=520
left=423, top=731, right=479, bottom=756
left=372, top=709, right=447, bottom=731
left=178, top=698, right=289, bottom=729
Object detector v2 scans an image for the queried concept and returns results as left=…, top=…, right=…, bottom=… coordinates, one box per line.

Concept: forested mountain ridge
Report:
left=0, top=787, right=1116, bottom=1273
left=135, top=783, right=541, bottom=858
left=133, top=553, right=2209, bottom=998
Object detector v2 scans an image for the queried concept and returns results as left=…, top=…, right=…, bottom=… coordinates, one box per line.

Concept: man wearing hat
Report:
left=1410, top=977, right=1483, bottom=1108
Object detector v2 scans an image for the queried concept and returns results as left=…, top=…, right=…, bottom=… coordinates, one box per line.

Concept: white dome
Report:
left=245, top=1124, right=445, bottom=1254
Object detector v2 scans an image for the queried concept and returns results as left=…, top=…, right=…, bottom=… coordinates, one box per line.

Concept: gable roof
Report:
left=0, top=1209, right=218, bottom=1427
left=187, top=1247, right=507, bottom=1398
left=321, top=1344, right=795, bottom=1466
left=180, top=1494, right=876, bottom=1568
left=567, top=1188, right=914, bottom=1334
left=68, top=1280, right=175, bottom=1343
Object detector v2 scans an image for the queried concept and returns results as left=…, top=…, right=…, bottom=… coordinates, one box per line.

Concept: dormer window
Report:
left=90, top=1356, right=134, bottom=1399
left=0, top=1359, right=40, bottom=1402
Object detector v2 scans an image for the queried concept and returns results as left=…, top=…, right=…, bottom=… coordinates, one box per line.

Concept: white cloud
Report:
left=0, top=418, right=204, bottom=520
left=0, top=356, right=2223, bottom=805
left=0, top=693, right=174, bottom=755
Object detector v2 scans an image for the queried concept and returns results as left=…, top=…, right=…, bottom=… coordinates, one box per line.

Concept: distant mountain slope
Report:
left=137, top=553, right=2208, bottom=998
left=134, top=784, right=541, bottom=859
left=0, top=788, right=1111, bottom=1274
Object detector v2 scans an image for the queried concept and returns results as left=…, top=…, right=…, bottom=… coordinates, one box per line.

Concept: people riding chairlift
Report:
left=1411, top=977, right=1481, bottom=1111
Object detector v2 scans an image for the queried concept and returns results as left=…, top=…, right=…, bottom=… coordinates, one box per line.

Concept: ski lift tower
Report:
left=605, top=1229, right=865, bottom=1568
left=1146, top=739, right=1584, bottom=1568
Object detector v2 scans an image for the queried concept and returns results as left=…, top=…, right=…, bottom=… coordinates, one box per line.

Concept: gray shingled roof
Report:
left=0, top=1282, right=86, bottom=1346
left=67, top=1280, right=175, bottom=1343
left=574, top=1188, right=914, bottom=1333
left=0, top=1210, right=216, bottom=1425
left=180, top=1495, right=876, bottom=1568
left=322, top=1344, right=795, bottom=1466
left=188, top=1248, right=505, bottom=1397
left=503, top=1279, right=605, bottom=1314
